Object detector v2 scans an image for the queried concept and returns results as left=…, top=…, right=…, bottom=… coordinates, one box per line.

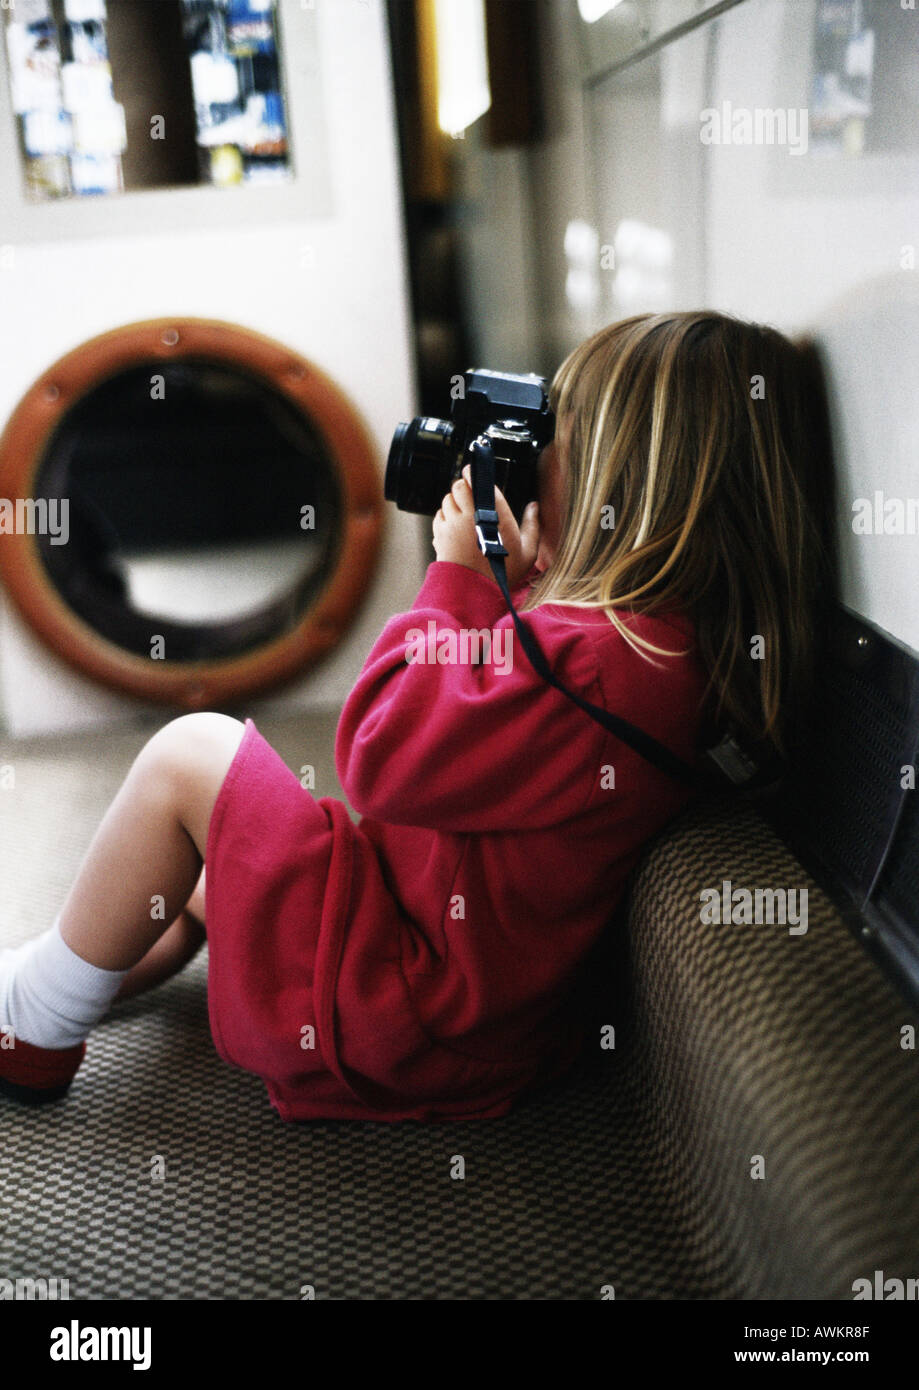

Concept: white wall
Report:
left=0, top=0, right=424, bottom=736
left=702, top=0, right=919, bottom=655
left=451, top=0, right=919, bottom=657
left=816, top=275, right=919, bottom=657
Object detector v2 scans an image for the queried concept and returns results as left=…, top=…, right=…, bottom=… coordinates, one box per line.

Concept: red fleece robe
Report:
left=204, top=560, right=708, bottom=1121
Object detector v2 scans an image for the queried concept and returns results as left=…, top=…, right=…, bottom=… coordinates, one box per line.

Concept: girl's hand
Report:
left=432, top=463, right=541, bottom=589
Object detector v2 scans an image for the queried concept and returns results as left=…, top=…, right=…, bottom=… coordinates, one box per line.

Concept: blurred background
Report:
left=0, top=0, right=917, bottom=740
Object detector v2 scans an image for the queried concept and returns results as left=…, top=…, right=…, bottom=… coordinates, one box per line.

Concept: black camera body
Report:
left=384, top=369, right=555, bottom=524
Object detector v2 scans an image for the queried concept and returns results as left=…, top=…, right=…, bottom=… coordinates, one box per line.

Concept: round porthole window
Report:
left=0, top=319, right=383, bottom=708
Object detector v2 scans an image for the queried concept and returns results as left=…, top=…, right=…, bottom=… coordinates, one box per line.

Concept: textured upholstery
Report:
left=611, top=795, right=919, bottom=1298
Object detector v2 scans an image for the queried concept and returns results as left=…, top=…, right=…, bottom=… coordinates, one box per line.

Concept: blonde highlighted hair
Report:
left=523, top=311, right=837, bottom=759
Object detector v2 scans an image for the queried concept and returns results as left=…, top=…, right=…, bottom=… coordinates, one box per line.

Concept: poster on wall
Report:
left=810, top=0, right=875, bottom=155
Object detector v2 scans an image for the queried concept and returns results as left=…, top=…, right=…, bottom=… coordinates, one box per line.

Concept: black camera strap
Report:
left=469, top=435, right=747, bottom=793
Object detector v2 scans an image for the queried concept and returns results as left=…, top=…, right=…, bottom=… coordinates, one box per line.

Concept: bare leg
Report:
left=114, top=913, right=203, bottom=1001
left=111, top=867, right=205, bottom=1000
left=58, top=714, right=244, bottom=973
left=114, top=869, right=207, bottom=1002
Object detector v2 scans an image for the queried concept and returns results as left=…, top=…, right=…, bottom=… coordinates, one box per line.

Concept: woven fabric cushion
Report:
left=612, top=794, right=919, bottom=1298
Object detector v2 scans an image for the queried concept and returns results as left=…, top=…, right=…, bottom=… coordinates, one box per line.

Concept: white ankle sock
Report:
left=0, top=919, right=128, bottom=1050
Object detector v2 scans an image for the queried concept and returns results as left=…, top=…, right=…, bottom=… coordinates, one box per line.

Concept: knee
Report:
left=133, top=713, right=246, bottom=800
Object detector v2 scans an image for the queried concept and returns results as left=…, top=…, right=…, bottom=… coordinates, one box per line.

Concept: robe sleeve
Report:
left=334, top=560, right=610, bottom=832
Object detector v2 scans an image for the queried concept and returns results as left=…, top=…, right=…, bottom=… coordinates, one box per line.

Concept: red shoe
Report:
left=0, top=1036, right=86, bottom=1104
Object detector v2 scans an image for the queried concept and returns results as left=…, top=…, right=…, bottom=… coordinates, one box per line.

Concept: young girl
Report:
left=0, top=311, right=834, bottom=1119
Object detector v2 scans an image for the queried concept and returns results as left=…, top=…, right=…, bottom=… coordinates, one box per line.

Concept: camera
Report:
left=384, top=369, right=555, bottom=524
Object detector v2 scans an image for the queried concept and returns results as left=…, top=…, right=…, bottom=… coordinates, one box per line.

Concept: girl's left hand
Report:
left=432, top=464, right=541, bottom=589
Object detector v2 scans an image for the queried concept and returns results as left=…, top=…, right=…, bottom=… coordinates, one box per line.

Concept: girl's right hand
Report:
left=433, top=464, right=541, bottom=589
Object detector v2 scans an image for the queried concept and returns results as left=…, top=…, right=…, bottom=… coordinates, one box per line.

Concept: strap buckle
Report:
left=473, top=508, right=508, bottom=558
left=470, top=435, right=508, bottom=558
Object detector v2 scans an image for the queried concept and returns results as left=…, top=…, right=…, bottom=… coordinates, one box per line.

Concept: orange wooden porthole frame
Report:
left=0, top=317, right=384, bottom=709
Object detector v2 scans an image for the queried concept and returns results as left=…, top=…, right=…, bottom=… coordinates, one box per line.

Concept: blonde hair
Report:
left=523, top=311, right=837, bottom=758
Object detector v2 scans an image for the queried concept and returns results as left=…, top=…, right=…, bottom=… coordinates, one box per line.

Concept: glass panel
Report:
left=576, top=0, right=743, bottom=85
left=2, top=0, right=292, bottom=202
left=580, top=0, right=919, bottom=333
left=577, top=0, right=919, bottom=651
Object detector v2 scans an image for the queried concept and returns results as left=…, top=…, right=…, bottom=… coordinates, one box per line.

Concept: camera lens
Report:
left=384, top=423, right=410, bottom=502
left=384, top=416, right=459, bottom=516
